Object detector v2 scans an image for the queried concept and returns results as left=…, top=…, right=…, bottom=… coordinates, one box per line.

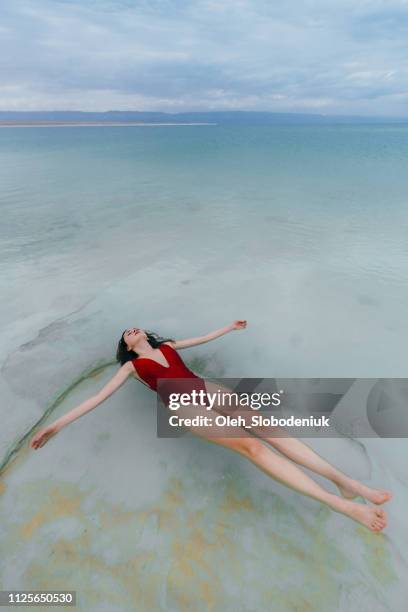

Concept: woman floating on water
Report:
left=30, top=320, right=391, bottom=532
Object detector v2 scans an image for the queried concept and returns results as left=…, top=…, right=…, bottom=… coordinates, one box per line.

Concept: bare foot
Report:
left=337, top=479, right=392, bottom=505
left=341, top=501, right=387, bottom=532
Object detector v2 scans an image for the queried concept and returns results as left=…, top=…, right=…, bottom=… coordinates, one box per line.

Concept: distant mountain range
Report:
left=0, top=110, right=407, bottom=124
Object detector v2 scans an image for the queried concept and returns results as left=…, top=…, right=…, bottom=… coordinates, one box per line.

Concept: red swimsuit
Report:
left=131, top=343, right=208, bottom=406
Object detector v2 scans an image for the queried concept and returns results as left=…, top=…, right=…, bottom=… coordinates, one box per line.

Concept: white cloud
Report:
left=1, top=0, right=408, bottom=115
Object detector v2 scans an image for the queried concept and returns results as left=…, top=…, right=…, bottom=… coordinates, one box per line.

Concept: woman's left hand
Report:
left=230, top=320, right=247, bottom=330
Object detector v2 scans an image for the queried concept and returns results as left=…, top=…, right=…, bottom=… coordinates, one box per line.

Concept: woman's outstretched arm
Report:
left=30, top=362, right=135, bottom=449
left=167, top=320, right=247, bottom=350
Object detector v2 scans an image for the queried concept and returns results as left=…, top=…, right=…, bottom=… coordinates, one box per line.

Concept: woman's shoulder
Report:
left=123, top=360, right=137, bottom=371
left=161, top=341, right=176, bottom=349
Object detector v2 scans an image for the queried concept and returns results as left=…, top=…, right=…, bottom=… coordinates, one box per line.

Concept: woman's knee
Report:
left=234, top=437, right=265, bottom=460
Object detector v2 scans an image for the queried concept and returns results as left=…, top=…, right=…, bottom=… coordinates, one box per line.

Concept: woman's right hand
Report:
left=30, top=423, right=60, bottom=449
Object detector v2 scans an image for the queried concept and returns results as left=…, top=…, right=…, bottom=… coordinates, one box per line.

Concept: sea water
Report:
left=1, top=124, right=407, bottom=610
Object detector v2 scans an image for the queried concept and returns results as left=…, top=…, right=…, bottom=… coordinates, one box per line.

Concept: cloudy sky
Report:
left=1, top=0, right=408, bottom=116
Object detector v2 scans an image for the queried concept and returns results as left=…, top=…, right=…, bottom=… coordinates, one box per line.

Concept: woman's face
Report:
left=123, top=327, right=147, bottom=351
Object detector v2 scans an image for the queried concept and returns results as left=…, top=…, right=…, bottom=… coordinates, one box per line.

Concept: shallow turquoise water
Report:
left=0, top=124, right=407, bottom=610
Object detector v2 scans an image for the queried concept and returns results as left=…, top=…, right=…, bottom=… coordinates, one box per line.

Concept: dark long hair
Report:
left=116, top=330, right=174, bottom=365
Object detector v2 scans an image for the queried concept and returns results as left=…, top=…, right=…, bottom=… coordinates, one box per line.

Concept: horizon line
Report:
left=1, top=109, right=408, bottom=120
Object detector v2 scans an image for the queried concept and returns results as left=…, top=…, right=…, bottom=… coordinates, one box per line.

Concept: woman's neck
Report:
left=135, top=340, right=157, bottom=357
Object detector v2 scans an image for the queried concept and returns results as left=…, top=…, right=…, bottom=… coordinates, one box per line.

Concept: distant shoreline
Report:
left=0, top=121, right=218, bottom=128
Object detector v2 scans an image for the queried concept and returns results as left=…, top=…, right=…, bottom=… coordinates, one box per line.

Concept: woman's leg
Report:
left=200, top=381, right=391, bottom=506
left=254, top=428, right=392, bottom=504
left=177, top=399, right=387, bottom=533
left=192, top=431, right=387, bottom=532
